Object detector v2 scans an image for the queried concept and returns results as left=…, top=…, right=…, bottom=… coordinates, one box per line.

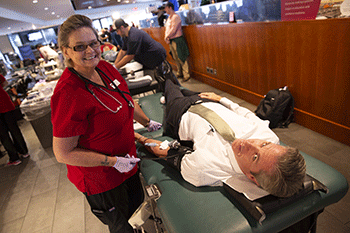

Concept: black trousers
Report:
left=0, top=110, right=28, bottom=162
left=85, top=172, right=144, bottom=233
left=163, top=79, right=213, bottom=139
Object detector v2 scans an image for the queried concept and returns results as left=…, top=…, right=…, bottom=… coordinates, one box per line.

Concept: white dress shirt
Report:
left=178, top=97, right=279, bottom=187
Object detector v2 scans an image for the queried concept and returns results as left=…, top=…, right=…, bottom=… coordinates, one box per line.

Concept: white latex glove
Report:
left=113, top=154, right=140, bottom=173
left=147, top=120, right=162, bottom=132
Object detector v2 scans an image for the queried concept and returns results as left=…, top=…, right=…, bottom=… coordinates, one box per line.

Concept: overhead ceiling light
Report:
left=112, top=12, right=120, bottom=19
left=44, top=7, right=48, bottom=10
left=8, top=27, right=11, bottom=30
left=88, top=6, right=92, bottom=9
left=33, top=0, right=38, bottom=3
left=51, top=12, right=55, bottom=15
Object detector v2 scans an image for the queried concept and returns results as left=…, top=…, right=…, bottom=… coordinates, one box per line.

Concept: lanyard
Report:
left=69, top=67, right=135, bottom=109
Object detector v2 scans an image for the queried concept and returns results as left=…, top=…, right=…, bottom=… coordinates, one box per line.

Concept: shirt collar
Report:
left=227, top=144, right=243, bottom=174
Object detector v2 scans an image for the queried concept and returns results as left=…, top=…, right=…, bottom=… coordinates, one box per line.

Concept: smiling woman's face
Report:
left=62, top=27, right=101, bottom=73
left=231, top=139, right=287, bottom=185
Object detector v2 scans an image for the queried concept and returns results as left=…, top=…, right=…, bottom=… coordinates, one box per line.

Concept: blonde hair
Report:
left=252, top=147, right=306, bottom=197
left=58, top=14, right=99, bottom=67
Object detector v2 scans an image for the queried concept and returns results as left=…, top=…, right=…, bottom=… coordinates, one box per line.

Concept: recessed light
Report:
left=88, top=6, right=92, bottom=9
left=33, top=0, right=38, bottom=3
left=51, top=12, right=55, bottom=15
left=8, top=27, right=11, bottom=30
left=44, top=7, right=48, bottom=10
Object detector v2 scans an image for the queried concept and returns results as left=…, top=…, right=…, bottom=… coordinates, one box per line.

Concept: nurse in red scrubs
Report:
left=0, top=74, right=29, bottom=166
left=51, top=15, right=161, bottom=233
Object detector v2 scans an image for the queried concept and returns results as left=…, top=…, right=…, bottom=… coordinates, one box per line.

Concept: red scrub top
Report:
left=100, top=43, right=115, bottom=53
left=0, top=74, right=15, bottom=114
left=51, top=60, right=137, bottom=196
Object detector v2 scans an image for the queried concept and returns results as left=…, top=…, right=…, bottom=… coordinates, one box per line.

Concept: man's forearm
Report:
left=115, top=54, right=134, bottom=69
left=114, top=50, right=126, bottom=66
left=134, top=132, right=169, bottom=157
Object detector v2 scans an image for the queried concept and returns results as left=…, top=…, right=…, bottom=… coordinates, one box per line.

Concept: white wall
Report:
left=0, top=35, right=14, bottom=54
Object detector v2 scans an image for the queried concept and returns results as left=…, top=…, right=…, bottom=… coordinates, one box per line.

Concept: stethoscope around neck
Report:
left=68, top=67, right=134, bottom=113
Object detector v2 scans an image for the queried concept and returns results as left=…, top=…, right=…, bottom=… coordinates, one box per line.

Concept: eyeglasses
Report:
left=67, top=40, right=101, bottom=52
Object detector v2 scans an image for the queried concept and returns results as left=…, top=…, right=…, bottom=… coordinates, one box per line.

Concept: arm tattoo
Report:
left=101, top=155, right=109, bottom=166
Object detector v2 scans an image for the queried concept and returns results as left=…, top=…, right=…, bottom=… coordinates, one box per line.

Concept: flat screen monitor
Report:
left=27, top=31, right=43, bottom=41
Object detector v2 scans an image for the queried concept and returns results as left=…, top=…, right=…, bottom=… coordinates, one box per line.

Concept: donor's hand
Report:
left=198, top=92, right=222, bottom=102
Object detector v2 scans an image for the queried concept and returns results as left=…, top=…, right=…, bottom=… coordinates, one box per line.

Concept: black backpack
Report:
left=255, top=86, right=295, bottom=129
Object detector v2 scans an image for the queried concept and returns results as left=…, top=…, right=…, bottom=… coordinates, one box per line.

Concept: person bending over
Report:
left=113, top=18, right=179, bottom=89
left=135, top=79, right=306, bottom=198
left=113, top=18, right=166, bottom=70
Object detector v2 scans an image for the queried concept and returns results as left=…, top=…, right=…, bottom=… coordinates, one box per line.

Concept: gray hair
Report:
left=252, top=147, right=306, bottom=197
left=58, top=14, right=98, bottom=67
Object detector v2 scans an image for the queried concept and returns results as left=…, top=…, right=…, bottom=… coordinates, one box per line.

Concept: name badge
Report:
left=110, top=79, right=120, bottom=89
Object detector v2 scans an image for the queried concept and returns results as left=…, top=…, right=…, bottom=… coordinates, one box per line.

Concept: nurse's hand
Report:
left=147, top=120, right=162, bottom=132
left=113, top=154, right=140, bottom=173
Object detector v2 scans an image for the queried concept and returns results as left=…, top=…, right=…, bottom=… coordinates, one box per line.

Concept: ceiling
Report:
left=0, top=0, right=162, bottom=36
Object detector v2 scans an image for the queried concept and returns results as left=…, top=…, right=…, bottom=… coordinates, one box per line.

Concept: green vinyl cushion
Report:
left=136, top=93, right=349, bottom=233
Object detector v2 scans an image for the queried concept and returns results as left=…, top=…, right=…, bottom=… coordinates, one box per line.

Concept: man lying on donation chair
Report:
left=135, top=79, right=306, bottom=198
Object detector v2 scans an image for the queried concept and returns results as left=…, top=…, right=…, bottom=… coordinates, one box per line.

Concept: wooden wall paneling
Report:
left=225, top=25, right=240, bottom=86
left=284, top=22, right=302, bottom=101
left=234, top=24, right=246, bottom=89
left=218, top=24, right=243, bottom=92
left=252, top=23, right=267, bottom=94
left=183, top=26, right=199, bottom=73
left=313, top=21, right=338, bottom=121
left=192, top=26, right=207, bottom=75
left=203, top=26, right=213, bottom=76
left=189, top=26, right=202, bottom=74
left=297, top=22, right=319, bottom=114
left=215, top=25, right=225, bottom=82
left=274, top=24, right=288, bottom=91
left=265, top=23, right=284, bottom=93
left=208, top=25, right=219, bottom=78
left=187, top=25, right=207, bottom=76
left=333, top=21, right=350, bottom=127
left=220, top=25, right=233, bottom=90
left=247, top=24, right=256, bottom=91
left=236, top=24, right=248, bottom=91
left=241, top=24, right=252, bottom=90
left=254, top=24, right=268, bottom=94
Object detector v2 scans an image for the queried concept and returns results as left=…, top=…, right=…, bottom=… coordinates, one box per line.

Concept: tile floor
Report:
left=0, top=78, right=349, bottom=233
